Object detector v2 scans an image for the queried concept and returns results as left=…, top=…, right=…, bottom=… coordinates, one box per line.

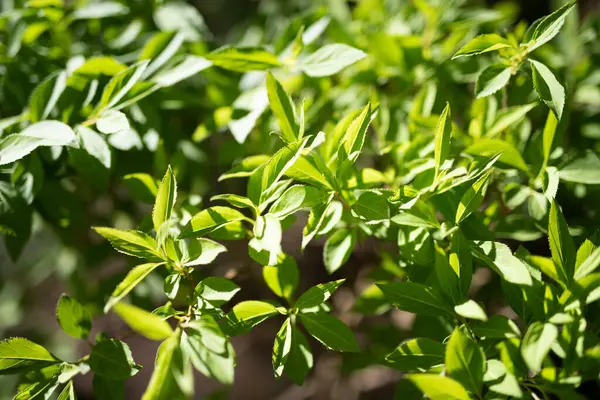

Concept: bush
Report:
left=1, top=0, right=600, bottom=399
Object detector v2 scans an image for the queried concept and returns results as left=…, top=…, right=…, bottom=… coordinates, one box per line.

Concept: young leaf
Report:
left=449, top=232, right=473, bottom=299
left=549, top=200, right=576, bottom=285
left=295, top=279, right=345, bottom=309
left=0, top=338, right=60, bottom=374
left=299, top=312, right=359, bottom=352
left=455, top=170, right=492, bottom=223
left=263, top=254, right=299, bottom=300
left=525, top=0, right=577, bottom=53
left=465, top=138, right=529, bottom=172
left=181, top=238, right=226, bottom=266
left=521, top=322, right=558, bottom=373
left=446, top=328, right=486, bottom=395
left=228, top=301, right=279, bottom=330
left=142, top=331, right=180, bottom=400
left=406, top=374, right=470, bottom=400
left=113, top=303, right=173, bottom=341
left=341, top=103, right=372, bottom=161
left=386, top=338, right=445, bottom=371
left=472, top=242, right=533, bottom=286
left=267, top=72, right=299, bottom=143
left=269, top=185, right=327, bottom=219
left=29, top=70, right=67, bottom=122
left=377, top=281, right=452, bottom=317
left=285, top=324, right=313, bottom=385
left=529, top=59, right=565, bottom=119
left=153, top=166, right=177, bottom=233
left=486, top=103, right=537, bottom=138
left=272, top=318, right=293, bottom=378
left=195, top=277, right=240, bottom=308
left=453, top=34, right=512, bottom=58
left=99, top=60, right=148, bottom=110
left=182, top=317, right=235, bottom=384
left=475, top=65, right=512, bottom=98
left=93, top=227, right=163, bottom=260
left=297, top=44, right=367, bottom=77
left=253, top=214, right=283, bottom=266
left=139, top=31, right=185, bottom=78
left=0, top=121, right=76, bottom=165
left=434, top=244, right=463, bottom=305
left=472, top=316, right=520, bottom=339
left=559, top=151, right=600, bottom=185
left=104, top=262, right=164, bottom=312
left=434, top=103, right=452, bottom=179
left=323, top=229, right=356, bottom=274
left=89, top=339, right=139, bottom=381
left=302, top=193, right=335, bottom=249
left=574, top=247, right=600, bottom=281
left=152, top=55, right=212, bottom=87
left=56, top=295, right=92, bottom=339
left=56, top=381, right=75, bottom=400
left=454, top=300, right=487, bottom=321
left=96, top=110, right=130, bottom=134
left=181, top=206, right=247, bottom=238
left=352, top=191, right=390, bottom=222
left=207, top=46, right=281, bottom=71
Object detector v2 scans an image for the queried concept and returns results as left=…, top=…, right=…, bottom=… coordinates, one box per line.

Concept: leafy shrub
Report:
left=1, top=0, right=600, bottom=399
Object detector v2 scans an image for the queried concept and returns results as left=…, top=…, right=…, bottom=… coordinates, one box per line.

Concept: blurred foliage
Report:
left=1, top=0, right=600, bottom=399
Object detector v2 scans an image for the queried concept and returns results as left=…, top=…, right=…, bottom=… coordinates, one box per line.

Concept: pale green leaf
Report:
left=386, top=338, right=445, bottom=372
left=267, top=72, right=299, bottom=143
left=530, top=59, right=565, bottom=119
left=56, top=295, right=92, bottom=339
left=453, top=34, right=512, bottom=58
left=113, top=303, right=173, bottom=341
left=446, top=327, right=485, bottom=395
left=297, top=44, right=366, bottom=77
left=475, top=65, right=511, bottom=98
left=153, top=166, right=177, bottom=233
left=299, top=312, right=359, bottom=352
left=104, top=262, right=164, bottom=312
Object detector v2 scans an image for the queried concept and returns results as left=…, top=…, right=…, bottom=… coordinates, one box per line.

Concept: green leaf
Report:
left=153, top=1, right=207, bottom=41
left=195, top=277, right=240, bottom=308
left=218, top=155, right=270, bottom=181
left=89, top=339, right=139, bottom=381
left=446, top=327, right=485, bottom=395
left=285, top=325, right=313, bottom=385
left=181, top=238, right=227, bottom=266
left=263, top=254, right=299, bottom=300
left=452, top=34, right=512, bottom=58
left=0, top=121, right=76, bottom=165
left=93, top=375, right=124, bottom=400
left=142, top=332, right=181, bottom=400
left=472, top=242, right=533, bottom=286
left=324, top=229, right=356, bottom=274
left=386, top=338, right=445, bottom=371
left=139, top=31, right=185, bottom=78
left=267, top=72, right=300, bottom=143
left=295, top=279, right=345, bottom=309
left=574, top=247, right=600, bottom=281
left=152, top=55, right=212, bottom=87
left=96, top=110, right=130, bottom=134
left=341, top=103, right=372, bottom=161
left=530, top=59, right=565, bottom=119
left=93, top=227, right=163, bottom=260
left=182, top=317, right=235, bottom=384
left=486, top=103, right=537, bottom=138
left=181, top=206, right=247, bottom=238
left=56, top=381, right=75, bottom=400
left=472, top=316, right=520, bottom=339
left=475, top=65, right=512, bottom=98
left=206, top=46, right=281, bottom=72
left=465, top=138, right=529, bottom=172
left=153, top=166, right=177, bottom=233
left=74, top=126, right=111, bottom=169
left=56, top=295, right=92, bottom=340
left=253, top=214, right=283, bottom=266
left=297, top=44, right=367, bottom=77
left=406, top=374, right=470, bottom=400
left=113, top=303, right=173, bottom=341
left=269, top=185, right=327, bottom=219
left=123, top=173, right=158, bottom=203
left=525, top=0, right=577, bottom=53
left=559, top=151, right=600, bottom=184
left=541, top=110, right=558, bottom=173
left=377, top=281, right=451, bottom=317
left=455, top=170, right=492, bottom=223
left=0, top=338, right=59, bottom=374
left=287, top=153, right=335, bottom=190
left=29, top=70, right=67, bottom=122
left=302, top=193, right=335, bottom=249
left=449, top=232, right=473, bottom=299
left=99, top=61, right=148, bottom=110
left=549, top=200, right=576, bottom=285
left=211, top=194, right=257, bottom=211
left=272, top=318, right=293, bottom=379
left=299, top=312, right=359, bottom=352
left=521, top=322, right=558, bottom=373
left=72, top=2, right=128, bottom=19
left=352, top=191, right=390, bottom=222
left=454, top=300, right=487, bottom=321
left=104, top=262, right=164, bottom=312
left=434, top=103, right=452, bottom=178
left=228, top=301, right=279, bottom=330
